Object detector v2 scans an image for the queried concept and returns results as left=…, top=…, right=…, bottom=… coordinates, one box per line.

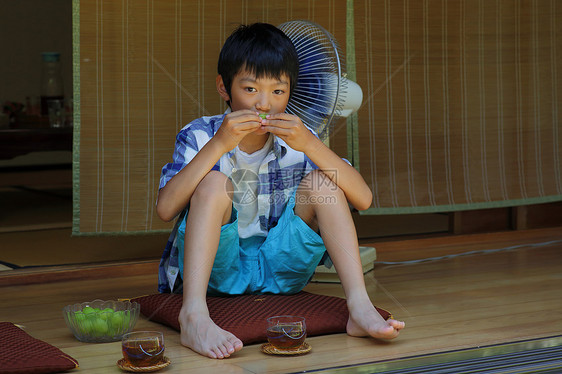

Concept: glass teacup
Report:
left=266, top=315, right=307, bottom=350
left=121, top=331, right=164, bottom=367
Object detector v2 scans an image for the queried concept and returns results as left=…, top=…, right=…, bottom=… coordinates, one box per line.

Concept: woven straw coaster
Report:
left=261, top=342, right=311, bottom=356
left=117, top=356, right=170, bottom=372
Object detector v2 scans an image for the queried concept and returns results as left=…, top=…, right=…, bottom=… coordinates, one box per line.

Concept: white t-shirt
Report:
left=231, top=135, right=273, bottom=239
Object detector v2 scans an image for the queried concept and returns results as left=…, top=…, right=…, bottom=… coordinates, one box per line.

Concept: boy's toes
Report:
left=389, top=319, right=405, bottom=330
left=221, top=343, right=234, bottom=357
left=228, top=336, right=244, bottom=351
left=215, top=346, right=230, bottom=358
left=378, top=324, right=399, bottom=338
left=206, top=349, right=218, bottom=359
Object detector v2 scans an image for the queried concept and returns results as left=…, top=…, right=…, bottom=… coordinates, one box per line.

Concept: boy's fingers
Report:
left=224, top=115, right=261, bottom=130
left=261, top=118, right=296, bottom=130
left=225, top=109, right=260, bottom=122
left=229, top=115, right=260, bottom=126
left=243, top=122, right=263, bottom=133
left=235, top=119, right=261, bottom=128
left=261, top=124, right=291, bottom=136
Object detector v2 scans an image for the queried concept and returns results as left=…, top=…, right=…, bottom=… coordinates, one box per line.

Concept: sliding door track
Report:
left=301, top=336, right=562, bottom=374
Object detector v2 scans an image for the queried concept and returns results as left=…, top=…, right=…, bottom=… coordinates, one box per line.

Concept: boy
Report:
left=156, top=23, right=405, bottom=359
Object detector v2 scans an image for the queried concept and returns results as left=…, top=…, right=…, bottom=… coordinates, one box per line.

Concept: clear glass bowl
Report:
left=62, top=299, right=140, bottom=343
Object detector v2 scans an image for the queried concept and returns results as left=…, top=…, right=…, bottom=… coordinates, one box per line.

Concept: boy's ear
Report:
left=216, top=75, right=230, bottom=102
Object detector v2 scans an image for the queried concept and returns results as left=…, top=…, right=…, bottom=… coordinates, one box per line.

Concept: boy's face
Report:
left=218, top=69, right=291, bottom=117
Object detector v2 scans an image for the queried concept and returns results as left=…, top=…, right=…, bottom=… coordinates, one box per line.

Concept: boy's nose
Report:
left=255, top=94, right=271, bottom=112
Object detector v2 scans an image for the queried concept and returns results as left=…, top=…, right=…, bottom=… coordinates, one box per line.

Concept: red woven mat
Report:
left=0, top=322, right=78, bottom=374
left=132, top=291, right=391, bottom=345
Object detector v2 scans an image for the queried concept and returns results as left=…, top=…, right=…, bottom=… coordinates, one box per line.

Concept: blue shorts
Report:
left=176, top=194, right=327, bottom=295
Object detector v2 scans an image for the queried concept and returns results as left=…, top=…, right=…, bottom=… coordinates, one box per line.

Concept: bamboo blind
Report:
left=74, top=0, right=561, bottom=234
left=354, top=0, right=561, bottom=214
left=73, top=0, right=346, bottom=234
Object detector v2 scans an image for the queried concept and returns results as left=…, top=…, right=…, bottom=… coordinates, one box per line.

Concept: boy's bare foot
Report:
left=179, top=309, right=243, bottom=359
left=346, top=300, right=405, bottom=340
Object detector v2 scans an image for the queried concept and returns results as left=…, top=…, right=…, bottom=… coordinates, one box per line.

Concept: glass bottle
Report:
left=40, top=52, right=64, bottom=115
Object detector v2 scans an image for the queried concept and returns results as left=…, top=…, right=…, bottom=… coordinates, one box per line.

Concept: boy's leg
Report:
left=294, top=170, right=405, bottom=339
left=178, top=171, right=243, bottom=359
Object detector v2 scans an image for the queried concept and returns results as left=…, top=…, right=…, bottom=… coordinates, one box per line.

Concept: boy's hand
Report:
left=214, top=110, right=262, bottom=153
left=261, top=113, right=317, bottom=152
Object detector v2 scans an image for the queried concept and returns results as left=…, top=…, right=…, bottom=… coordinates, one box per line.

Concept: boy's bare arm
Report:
left=156, top=110, right=263, bottom=222
left=262, top=113, right=373, bottom=211
left=156, top=139, right=227, bottom=222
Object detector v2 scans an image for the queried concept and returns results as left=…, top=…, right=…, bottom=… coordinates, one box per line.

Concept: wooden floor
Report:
left=1, top=227, right=561, bottom=373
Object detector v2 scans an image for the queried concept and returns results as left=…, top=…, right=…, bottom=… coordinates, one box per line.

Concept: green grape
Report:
left=99, top=308, right=114, bottom=320
left=111, top=311, right=124, bottom=329
left=79, top=318, right=94, bottom=335
left=74, top=311, right=86, bottom=323
left=93, top=318, right=109, bottom=336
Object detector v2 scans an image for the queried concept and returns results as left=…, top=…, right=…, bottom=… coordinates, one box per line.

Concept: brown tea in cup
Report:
left=122, top=331, right=164, bottom=367
left=266, top=316, right=306, bottom=350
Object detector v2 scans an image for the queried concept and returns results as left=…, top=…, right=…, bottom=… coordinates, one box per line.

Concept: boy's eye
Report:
left=273, top=89, right=285, bottom=95
left=245, top=87, right=257, bottom=93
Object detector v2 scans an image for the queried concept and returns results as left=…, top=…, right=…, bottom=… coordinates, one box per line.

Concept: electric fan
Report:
left=278, top=20, right=363, bottom=140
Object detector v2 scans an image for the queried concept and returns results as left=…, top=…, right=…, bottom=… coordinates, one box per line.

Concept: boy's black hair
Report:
left=218, top=23, right=299, bottom=105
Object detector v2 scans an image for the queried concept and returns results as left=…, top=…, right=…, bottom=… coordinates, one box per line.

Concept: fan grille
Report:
left=278, top=21, right=347, bottom=139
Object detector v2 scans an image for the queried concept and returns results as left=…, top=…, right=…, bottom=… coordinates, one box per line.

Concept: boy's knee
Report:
left=294, top=170, right=345, bottom=229
left=192, top=171, right=233, bottom=203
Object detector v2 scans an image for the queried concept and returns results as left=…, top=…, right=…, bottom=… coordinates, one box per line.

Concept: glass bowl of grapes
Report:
left=62, top=299, right=140, bottom=343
